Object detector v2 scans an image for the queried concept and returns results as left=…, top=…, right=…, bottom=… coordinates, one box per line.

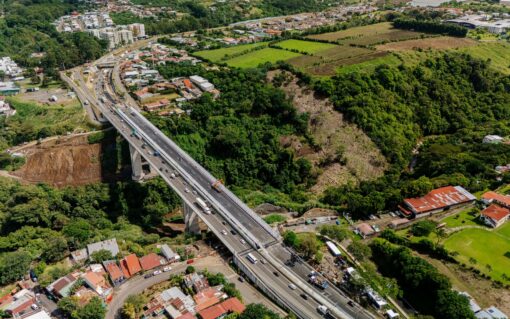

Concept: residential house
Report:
left=82, top=271, right=112, bottom=301
left=120, top=253, right=142, bottom=278
left=0, top=82, right=20, bottom=95
left=47, top=273, right=79, bottom=298
left=399, top=186, right=476, bottom=218
left=104, top=260, right=125, bottom=286
left=483, top=135, right=505, bottom=144
left=161, top=244, right=180, bottom=263
left=388, top=218, right=410, bottom=229
left=193, top=287, right=222, bottom=312
left=70, top=248, right=88, bottom=264
left=480, top=204, right=510, bottom=228
left=482, top=191, right=510, bottom=208
left=160, top=287, right=196, bottom=315
left=476, top=306, right=508, bottom=319
left=4, top=289, right=36, bottom=317
left=356, top=223, right=375, bottom=239
left=87, top=238, right=119, bottom=259
left=139, top=253, right=165, bottom=271
left=21, top=310, right=52, bottom=319
left=197, top=297, right=245, bottom=319
left=184, top=273, right=210, bottom=293
left=144, top=98, right=170, bottom=112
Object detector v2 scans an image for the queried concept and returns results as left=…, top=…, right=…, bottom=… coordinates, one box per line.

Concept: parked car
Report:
left=144, top=274, right=154, bottom=279
left=163, top=267, right=172, bottom=272
left=153, top=270, right=162, bottom=275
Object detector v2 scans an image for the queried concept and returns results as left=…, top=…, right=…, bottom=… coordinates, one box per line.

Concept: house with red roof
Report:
left=481, top=191, right=510, bottom=208
left=193, top=287, right=221, bottom=311
left=139, top=253, right=165, bottom=271
left=103, top=261, right=125, bottom=286
left=400, top=186, right=476, bottom=218
left=481, top=204, right=510, bottom=228
left=120, top=254, right=142, bottom=277
left=198, top=297, right=245, bottom=319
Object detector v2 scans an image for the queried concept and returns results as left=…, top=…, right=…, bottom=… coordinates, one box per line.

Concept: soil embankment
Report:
left=9, top=134, right=118, bottom=187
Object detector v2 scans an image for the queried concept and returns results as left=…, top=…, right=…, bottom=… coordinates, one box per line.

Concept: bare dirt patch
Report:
left=10, top=134, right=115, bottom=187
left=376, top=36, right=477, bottom=52
left=268, top=70, right=387, bottom=194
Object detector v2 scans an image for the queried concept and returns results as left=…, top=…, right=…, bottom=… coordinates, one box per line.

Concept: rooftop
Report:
left=198, top=297, right=245, bottom=319
left=122, top=254, right=142, bottom=276
left=104, top=261, right=124, bottom=281
left=404, top=186, right=475, bottom=214
left=87, top=238, right=119, bottom=257
left=482, top=191, right=510, bottom=207
left=481, top=204, right=510, bottom=222
left=139, top=253, right=164, bottom=271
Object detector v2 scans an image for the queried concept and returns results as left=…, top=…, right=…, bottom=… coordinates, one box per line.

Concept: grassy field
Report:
left=307, top=22, right=427, bottom=46
left=459, top=42, right=510, bottom=74
left=226, top=48, right=302, bottom=68
left=194, top=42, right=268, bottom=62
left=276, top=39, right=337, bottom=54
left=444, top=225, right=510, bottom=283
left=336, top=53, right=402, bottom=74
left=442, top=208, right=487, bottom=228
left=7, top=98, right=93, bottom=136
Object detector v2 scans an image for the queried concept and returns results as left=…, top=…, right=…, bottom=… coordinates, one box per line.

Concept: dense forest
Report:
left=0, top=176, right=180, bottom=286
left=151, top=63, right=313, bottom=195
left=317, top=53, right=510, bottom=215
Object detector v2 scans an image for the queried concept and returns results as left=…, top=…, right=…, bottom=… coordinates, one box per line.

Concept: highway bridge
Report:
left=63, top=62, right=377, bottom=319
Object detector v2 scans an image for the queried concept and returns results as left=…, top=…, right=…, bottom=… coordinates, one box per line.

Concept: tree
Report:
left=411, top=220, right=437, bottom=237
left=298, top=234, right=319, bottom=259
left=124, top=294, right=147, bottom=314
left=435, top=290, right=475, bottom=319
left=318, top=224, right=349, bottom=242
left=238, top=304, right=281, bottom=319
left=76, top=297, right=106, bottom=319
left=348, top=241, right=372, bottom=261
left=41, top=236, right=68, bottom=263
left=0, top=251, right=32, bottom=285
left=186, top=266, right=195, bottom=274
left=121, top=303, right=136, bottom=319
left=90, top=249, right=113, bottom=263
left=283, top=231, right=299, bottom=247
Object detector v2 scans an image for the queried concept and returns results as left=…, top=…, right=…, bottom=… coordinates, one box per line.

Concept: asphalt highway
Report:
left=66, top=63, right=376, bottom=319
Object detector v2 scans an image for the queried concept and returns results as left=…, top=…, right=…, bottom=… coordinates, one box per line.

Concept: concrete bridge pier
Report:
left=183, top=201, right=201, bottom=234
left=129, top=144, right=144, bottom=181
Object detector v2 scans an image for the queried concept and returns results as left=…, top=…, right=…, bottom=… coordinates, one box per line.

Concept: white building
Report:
left=476, top=306, right=508, bottom=319
left=190, top=75, right=215, bottom=92
left=483, top=135, right=504, bottom=144
left=0, top=57, right=22, bottom=77
left=129, top=23, right=146, bottom=38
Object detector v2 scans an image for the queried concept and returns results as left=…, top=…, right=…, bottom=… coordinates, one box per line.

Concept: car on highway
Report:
left=185, top=188, right=190, bottom=193
left=163, top=266, right=172, bottom=272
left=221, top=230, right=228, bottom=235
left=153, top=270, right=162, bottom=275
left=273, top=271, right=279, bottom=277
left=260, top=259, right=267, bottom=264
left=288, top=283, right=297, bottom=290
left=222, top=221, right=227, bottom=225
left=300, top=293, right=308, bottom=300
left=230, top=229, right=237, bottom=235
left=347, top=300, right=355, bottom=307
left=240, top=239, right=246, bottom=245
left=170, top=173, right=176, bottom=178
left=238, top=276, right=244, bottom=282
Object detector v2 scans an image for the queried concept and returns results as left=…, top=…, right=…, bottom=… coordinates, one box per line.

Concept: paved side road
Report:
left=106, top=255, right=285, bottom=319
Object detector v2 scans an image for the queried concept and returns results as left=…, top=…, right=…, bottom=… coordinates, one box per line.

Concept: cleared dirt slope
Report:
left=11, top=135, right=103, bottom=187
left=268, top=70, right=387, bottom=194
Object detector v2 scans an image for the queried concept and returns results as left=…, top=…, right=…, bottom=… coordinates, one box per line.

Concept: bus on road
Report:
left=247, top=253, right=258, bottom=264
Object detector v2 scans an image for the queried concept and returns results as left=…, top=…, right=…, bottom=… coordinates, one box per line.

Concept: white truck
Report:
left=317, top=305, right=328, bottom=316
left=195, top=197, right=211, bottom=214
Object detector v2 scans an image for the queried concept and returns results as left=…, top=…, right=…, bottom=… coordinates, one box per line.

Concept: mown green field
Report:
left=444, top=225, right=510, bottom=283
left=459, top=42, right=510, bottom=74
left=276, top=39, right=337, bottom=54
left=194, top=42, right=268, bottom=62
left=442, top=208, right=486, bottom=228
left=226, top=48, right=302, bottom=68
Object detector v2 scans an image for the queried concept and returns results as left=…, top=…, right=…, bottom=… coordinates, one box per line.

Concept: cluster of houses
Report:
left=480, top=191, right=510, bottom=228
left=141, top=272, right=245, bottom=319
left=228, top=5, right=376, bottom=42
left=54, top=11, right=145, bottom=50
left=0, top=56, right=23, bottom=96
left=68, top=238, right=180, bottom=291
left=107, top=1, right=177, bottom=20
left=0, top=96, right=16, bottom=116
left=121, top=43, right=218, bottom=114
left=0, top=286, right=51, bottom=319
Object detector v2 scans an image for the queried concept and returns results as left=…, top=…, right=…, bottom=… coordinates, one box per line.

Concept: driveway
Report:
left=106, top=255, right=285, bottom=319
